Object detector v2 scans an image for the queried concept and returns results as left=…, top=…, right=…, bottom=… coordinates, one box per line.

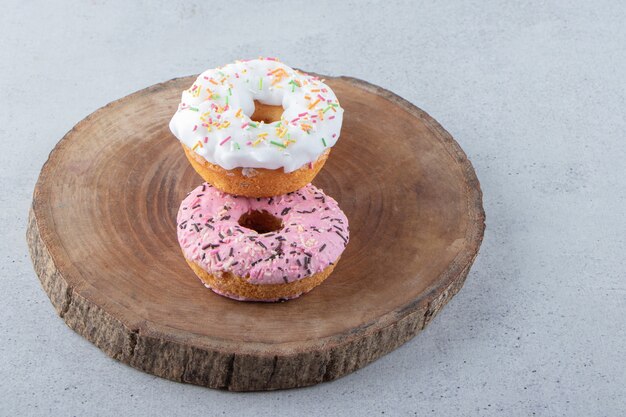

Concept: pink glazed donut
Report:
left=177, top=183, right=349, bottom=301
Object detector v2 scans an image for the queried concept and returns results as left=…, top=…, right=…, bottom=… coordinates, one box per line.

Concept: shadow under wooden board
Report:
left=27, top=74, right=485, bottom=391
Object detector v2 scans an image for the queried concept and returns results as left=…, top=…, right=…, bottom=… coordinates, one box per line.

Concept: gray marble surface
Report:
left=1, top=1, right=625, bottom=416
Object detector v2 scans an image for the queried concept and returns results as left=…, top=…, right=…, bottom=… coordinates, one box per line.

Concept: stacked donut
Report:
left=170, top=58, right=349, bottom=302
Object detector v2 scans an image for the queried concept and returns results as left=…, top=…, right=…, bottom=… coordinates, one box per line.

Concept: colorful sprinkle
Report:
left=308, top=99, right=321, bottom=109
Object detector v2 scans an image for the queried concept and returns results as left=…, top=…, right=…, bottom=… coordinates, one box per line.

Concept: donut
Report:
left=177, top=183, right=349, bottom=301
left=170, top=57, right=344, bottom=197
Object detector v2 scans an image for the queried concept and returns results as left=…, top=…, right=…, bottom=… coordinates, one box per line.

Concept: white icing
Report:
left=169, top=58, right=344, bottom=173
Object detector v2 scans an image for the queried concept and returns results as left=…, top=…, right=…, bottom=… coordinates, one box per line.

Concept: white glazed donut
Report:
left=169, top=58, right=344, bottom=173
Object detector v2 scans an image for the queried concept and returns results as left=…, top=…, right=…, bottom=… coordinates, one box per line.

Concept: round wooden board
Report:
left=27, top=75, right=485, bottom=391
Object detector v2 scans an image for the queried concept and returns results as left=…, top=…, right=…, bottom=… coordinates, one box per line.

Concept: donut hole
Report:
left=238, top=210, right=283, bottom=234
left=250, top=100, right=284, bottom=124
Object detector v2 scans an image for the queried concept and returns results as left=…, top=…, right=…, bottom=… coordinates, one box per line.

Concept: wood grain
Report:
left=27, top=75, right=485, bottom=391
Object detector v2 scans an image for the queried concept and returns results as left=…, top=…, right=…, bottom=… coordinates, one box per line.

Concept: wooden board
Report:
left=27, top=75, right=485, bottom=391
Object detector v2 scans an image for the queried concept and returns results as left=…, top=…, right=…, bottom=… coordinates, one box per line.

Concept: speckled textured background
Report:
left=1, top=1, right=625, bottom=416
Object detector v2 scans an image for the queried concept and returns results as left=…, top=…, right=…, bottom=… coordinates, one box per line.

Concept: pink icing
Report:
left=177, top=183, right=349, bottom=286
